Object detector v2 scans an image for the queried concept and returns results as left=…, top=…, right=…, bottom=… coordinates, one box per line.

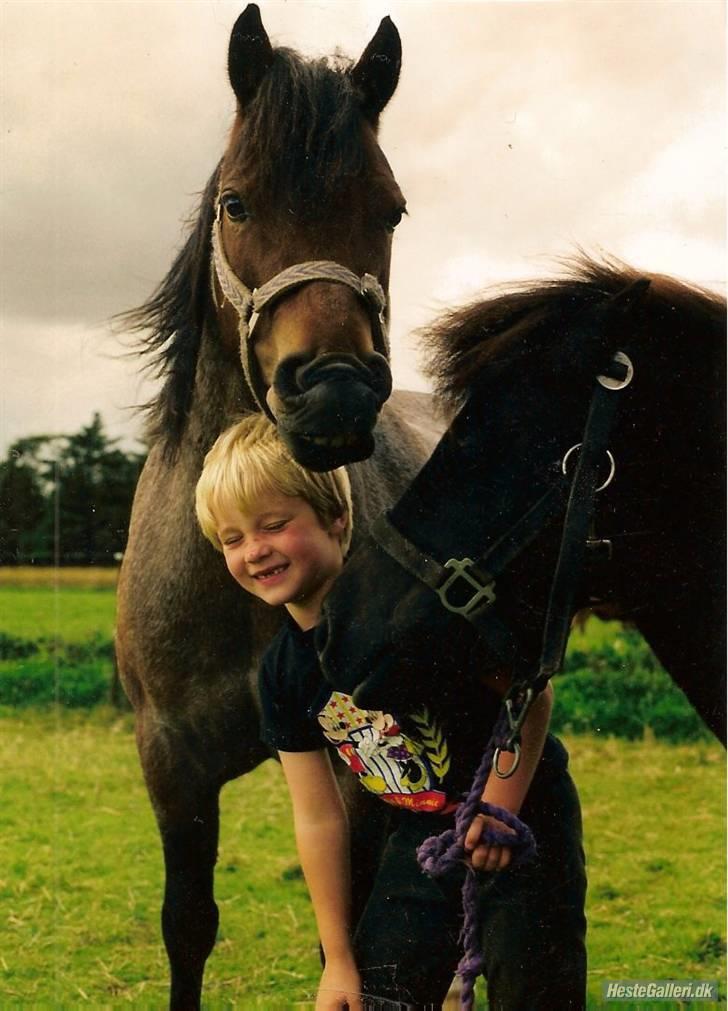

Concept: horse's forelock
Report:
left=230, top=48, right=366, bottom=211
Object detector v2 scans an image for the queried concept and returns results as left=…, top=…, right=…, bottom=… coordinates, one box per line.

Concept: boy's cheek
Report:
left=223, top=555, right=244, bottom=584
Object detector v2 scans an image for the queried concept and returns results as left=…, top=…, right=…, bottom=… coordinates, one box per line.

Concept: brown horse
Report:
left=318, top=257, right=726, bottom=746
left=116, top=7, right=439, bottom=1008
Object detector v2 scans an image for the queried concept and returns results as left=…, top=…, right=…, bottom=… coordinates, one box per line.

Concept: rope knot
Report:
left=415, top=711, right=537, bottom=1011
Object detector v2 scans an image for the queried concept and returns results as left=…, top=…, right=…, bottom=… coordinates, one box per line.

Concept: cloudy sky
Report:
left=1, top=0, right=724, bottom=454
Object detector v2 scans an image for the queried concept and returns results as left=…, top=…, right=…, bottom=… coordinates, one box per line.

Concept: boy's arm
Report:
left=279, top=749, right=362, bottom=1011
left=464, top=678, right=554, bottom=872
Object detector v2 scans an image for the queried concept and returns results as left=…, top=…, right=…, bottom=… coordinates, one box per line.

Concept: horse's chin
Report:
left=279, top=428, right=375, bottom=471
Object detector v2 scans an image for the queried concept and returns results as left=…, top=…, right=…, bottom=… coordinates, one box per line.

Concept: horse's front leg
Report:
left=160, top=794, right=221, bottom=1011
left=136, top=713, right=223, bottom=1011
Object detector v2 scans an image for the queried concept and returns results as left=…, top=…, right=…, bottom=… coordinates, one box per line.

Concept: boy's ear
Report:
left=330, top=512, right=348, bottom=537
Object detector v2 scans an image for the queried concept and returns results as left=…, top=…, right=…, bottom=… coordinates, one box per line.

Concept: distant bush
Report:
left=551, top=627, right=712, bottom=743
left=0, top=623, right=715, bottom=743
left=0, top=659, right=110, bottom=707
left=0, top=631, right=39, bottom=660
left=0, top=635, right=113, bottom=708
left=48, top=633, right=115, bottom=664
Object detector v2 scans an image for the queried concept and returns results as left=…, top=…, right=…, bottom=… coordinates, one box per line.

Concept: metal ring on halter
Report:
left=597, top=351, right=634, bottom=391
left=561, top=444, right=616, bottom=492
left=493, top=743, right=521, bottom=780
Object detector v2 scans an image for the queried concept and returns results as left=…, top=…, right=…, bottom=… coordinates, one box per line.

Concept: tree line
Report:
left=0, top=414, right=145, bottom=565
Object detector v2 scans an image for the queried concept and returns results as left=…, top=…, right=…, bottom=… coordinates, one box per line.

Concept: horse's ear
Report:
left=351, top=17, right=402, bottom=123
left=228, top=4, right=274, bottom=109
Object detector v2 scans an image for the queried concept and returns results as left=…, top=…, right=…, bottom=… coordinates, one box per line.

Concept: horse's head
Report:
left=213, top=4, right=405, bottom=470
left=316, top=268, right=658, bottom=707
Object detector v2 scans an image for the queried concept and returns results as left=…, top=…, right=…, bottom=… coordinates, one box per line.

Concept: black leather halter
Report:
left=371, top=351, right=634, bottom=775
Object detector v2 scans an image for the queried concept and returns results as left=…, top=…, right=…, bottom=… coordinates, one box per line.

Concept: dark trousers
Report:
left=353, top=735, right=587, bottom=1010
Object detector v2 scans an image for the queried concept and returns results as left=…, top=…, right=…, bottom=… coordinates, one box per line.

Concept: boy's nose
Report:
left=244, top=538, right=271, bottom=564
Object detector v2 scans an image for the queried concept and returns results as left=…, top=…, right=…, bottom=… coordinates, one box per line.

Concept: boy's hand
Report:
left=316, top=959, right=363, bottom=1010
left=463, top=813, right=516, bottom=872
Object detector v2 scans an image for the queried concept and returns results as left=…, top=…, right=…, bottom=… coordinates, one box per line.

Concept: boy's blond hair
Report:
left=195, top=414, right=353, bottom=554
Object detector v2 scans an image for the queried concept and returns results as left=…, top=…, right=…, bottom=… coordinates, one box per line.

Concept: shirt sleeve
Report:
left=258, top=646, right=326, bottom=753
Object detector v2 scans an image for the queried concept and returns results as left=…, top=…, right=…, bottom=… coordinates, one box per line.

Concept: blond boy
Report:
left=196, top=415, right=584, bottom=1011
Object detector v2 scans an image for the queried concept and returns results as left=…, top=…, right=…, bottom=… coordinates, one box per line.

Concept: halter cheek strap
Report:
left=210, top=212, right=390, bottom=418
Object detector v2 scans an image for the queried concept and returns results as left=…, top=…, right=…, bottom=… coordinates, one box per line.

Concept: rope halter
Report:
left=210, top=205, right=390, bottom=420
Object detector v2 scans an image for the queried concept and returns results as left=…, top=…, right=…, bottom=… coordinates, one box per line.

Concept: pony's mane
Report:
left=423, top=254, right=725, bottom=410
left=116, top=165, right=221, bottom=452
left=231, top=47, right=364, bottom=211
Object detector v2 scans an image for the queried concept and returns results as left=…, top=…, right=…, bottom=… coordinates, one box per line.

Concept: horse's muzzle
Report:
left=271, top=351, right=393, bottom=470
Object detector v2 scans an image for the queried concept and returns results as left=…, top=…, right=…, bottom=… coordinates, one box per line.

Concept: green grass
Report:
left=0, top=711, right=724, bottom=1009
left=569, top=617, right=622, bottom=651
left=574, top=735, right=725, bottom=1006
left=0, top=582, right=117, bottom=707
left=0, top=587, right=116, bottom=641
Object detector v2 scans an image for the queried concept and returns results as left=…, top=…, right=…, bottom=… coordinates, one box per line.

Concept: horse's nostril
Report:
left=273, top=352, right=392, bottom=410
left=295, top=354, right=370, bottom=392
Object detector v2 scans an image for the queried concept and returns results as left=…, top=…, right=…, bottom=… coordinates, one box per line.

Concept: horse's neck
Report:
left=184, top=317, right=256, bottom=459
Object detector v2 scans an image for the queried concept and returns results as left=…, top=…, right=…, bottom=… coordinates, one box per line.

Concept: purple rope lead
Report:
left=416, top=711, right=537, bottom=1011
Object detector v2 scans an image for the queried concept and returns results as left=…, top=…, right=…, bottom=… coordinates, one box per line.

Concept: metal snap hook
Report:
left=493, top=743, right=522, bottom=779
left=561, top=444, right=616, bottom=492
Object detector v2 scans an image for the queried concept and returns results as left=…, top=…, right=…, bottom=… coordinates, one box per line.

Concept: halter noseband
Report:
left=210, top=204, right=390, bottom=420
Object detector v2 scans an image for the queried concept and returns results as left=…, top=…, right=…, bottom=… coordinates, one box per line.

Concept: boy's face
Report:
left=216, top=492, right=346, bottom=629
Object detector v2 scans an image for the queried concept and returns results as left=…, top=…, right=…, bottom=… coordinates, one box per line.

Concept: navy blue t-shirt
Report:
left=259, top=617, right=502, bottom=814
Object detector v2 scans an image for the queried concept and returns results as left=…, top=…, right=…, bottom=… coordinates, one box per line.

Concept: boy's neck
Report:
left=285, top=566, right=340, bottom=631
left=285, top=602, right=322, bottom=633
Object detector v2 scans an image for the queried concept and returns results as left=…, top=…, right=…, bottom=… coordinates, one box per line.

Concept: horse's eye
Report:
left=221, top=192, right=250, bottom=221
left=385, top=207, right=405, bottom=233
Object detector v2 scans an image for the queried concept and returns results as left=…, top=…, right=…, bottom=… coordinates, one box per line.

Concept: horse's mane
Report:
left=116, top=164, right=220, bottom=452
left=230, top=47, right=364, bottom=211
left=423, top=254, right=726, bottom=410
left=118, top=48, right=369, bottom=454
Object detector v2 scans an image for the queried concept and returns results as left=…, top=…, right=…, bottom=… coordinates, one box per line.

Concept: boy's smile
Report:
left=216, top=492, right=347, bottom=629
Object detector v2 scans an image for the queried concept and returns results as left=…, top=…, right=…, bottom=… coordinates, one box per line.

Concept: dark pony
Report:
left=116, top=8, right=439, bottom=1009
left=319, top=256, right=726, bottom=743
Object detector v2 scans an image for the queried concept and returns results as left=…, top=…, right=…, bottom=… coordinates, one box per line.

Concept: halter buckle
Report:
left=597, top=351, right=634, bottom=390
left=436, top=558, right=496, bottom=617
left=360, top=272, right=385, bottom=309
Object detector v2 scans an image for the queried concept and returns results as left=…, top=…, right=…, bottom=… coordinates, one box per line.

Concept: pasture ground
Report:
left=0, top=567, right=117, bottom=641
left=0, top=710, right=724, bottom=1009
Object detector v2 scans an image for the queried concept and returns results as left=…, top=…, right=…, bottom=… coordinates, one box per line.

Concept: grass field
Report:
left=0, top=568, right=119, bottom=590
left=0, top=566, right=117, bottom=645
left=1, top=568, right=724, bottom=1006
left=0, top=710, right=724, bottom=1009
left=0, top=586, right=116, bottom=642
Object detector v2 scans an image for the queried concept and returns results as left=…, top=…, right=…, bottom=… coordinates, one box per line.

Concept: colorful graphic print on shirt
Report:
left=317, top=691, right=458, bottom=813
